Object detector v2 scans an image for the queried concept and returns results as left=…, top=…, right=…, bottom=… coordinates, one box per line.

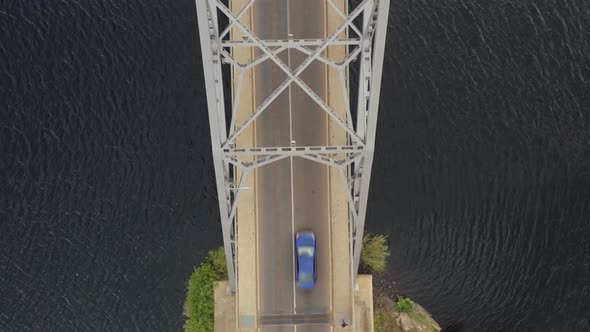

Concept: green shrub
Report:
left=361, top=232, right=391, bottom=272
left=183, top=246, right=228, bottom=332
left=185, top=262, right=217, bottom=332
left=395, top=296, right=414, bottom=313
left=207, top=246, right=228, bottom=280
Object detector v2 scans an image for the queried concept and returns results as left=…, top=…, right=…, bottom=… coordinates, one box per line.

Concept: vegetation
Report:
left=409, top=308, right=438, bottom=331
left=405, top=298, right=439, bottom=332
left=206, top=246, right=228, bottom=280
left=185, top=262, right=217, bottom=332
left=388, top=296, right=439, bottom=332
left=395, top=295, right=414, bottom=312
left=360, top=232, right=391, bottom=272
left=184, top=247, right=227, bottom=332
left=374, top=308, right=397, bottom=332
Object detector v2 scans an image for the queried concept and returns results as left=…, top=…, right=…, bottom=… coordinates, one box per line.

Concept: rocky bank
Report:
left=374, top=294, right=441, bottom=332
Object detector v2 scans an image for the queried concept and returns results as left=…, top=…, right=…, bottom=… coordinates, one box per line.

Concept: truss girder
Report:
left=351, top=0, right=390, bottom=279
left=216, top=0, right=369, bottom=149
left=196, top=0, right=390, bottom=293
left=195, top=0, right=236, bottom=292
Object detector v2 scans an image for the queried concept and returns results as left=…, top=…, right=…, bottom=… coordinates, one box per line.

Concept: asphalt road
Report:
left=252, top=0, right=332, bottom=331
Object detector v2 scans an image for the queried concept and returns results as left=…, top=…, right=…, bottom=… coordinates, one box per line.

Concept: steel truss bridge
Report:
left=196, top=0, right=389, bottom=329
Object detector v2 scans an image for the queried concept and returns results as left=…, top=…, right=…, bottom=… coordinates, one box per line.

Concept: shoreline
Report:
left=372, top=274, right=441, bottom=332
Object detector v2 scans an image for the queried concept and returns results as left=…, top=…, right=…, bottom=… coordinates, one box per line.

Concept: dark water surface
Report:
left=1, top=1, right=589, bottom=331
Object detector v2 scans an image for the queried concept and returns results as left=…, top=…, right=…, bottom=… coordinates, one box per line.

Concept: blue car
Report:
left=295, top=231, right=317, bottom=289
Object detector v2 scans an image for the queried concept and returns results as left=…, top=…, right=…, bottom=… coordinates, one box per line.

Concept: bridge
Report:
left=195, top=0, right=389, bottom=330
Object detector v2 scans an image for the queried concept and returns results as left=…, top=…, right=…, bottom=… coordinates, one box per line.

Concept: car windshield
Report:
left=300, top=273, right=314, bottom=282
left=298, top=245, right=314, bottom=257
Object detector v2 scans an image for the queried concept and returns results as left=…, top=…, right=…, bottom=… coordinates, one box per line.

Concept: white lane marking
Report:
left=287, top=2, right=298, bottom=332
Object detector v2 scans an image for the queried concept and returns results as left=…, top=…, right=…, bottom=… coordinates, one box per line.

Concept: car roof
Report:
left=299, top=254, right=314, bottom=276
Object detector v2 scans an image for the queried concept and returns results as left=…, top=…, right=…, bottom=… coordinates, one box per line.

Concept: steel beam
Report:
left=351, top=0, right=390, bottom=279
left=222, top=38, right=360, bottom=47
left=195, top=0, right=236, bottom=291
left=223, top=145, right=364, bottom=156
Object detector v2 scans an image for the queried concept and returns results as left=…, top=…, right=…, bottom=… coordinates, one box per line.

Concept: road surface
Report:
left=253, top=0, right=332, bottom=331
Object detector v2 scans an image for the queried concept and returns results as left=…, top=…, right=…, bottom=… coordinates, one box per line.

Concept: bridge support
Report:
left=196, top=0, right=237, bottom=291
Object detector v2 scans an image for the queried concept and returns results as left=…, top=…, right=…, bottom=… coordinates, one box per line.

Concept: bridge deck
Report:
left=231, top=0, right=354, bottom=331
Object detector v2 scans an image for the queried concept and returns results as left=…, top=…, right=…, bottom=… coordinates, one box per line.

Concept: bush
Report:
left=184, top=246, right=228, bottom=332
left=360, top=232, right=391, bottom=272
left=185, top=262, right=217, bottom=332
left=207, top=246, right=228, bottom=280
left=395, top=296, right=414, bottom=313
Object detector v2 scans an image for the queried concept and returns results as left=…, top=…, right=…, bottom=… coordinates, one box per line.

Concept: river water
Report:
left=1, top=1, right=589, bottom=331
